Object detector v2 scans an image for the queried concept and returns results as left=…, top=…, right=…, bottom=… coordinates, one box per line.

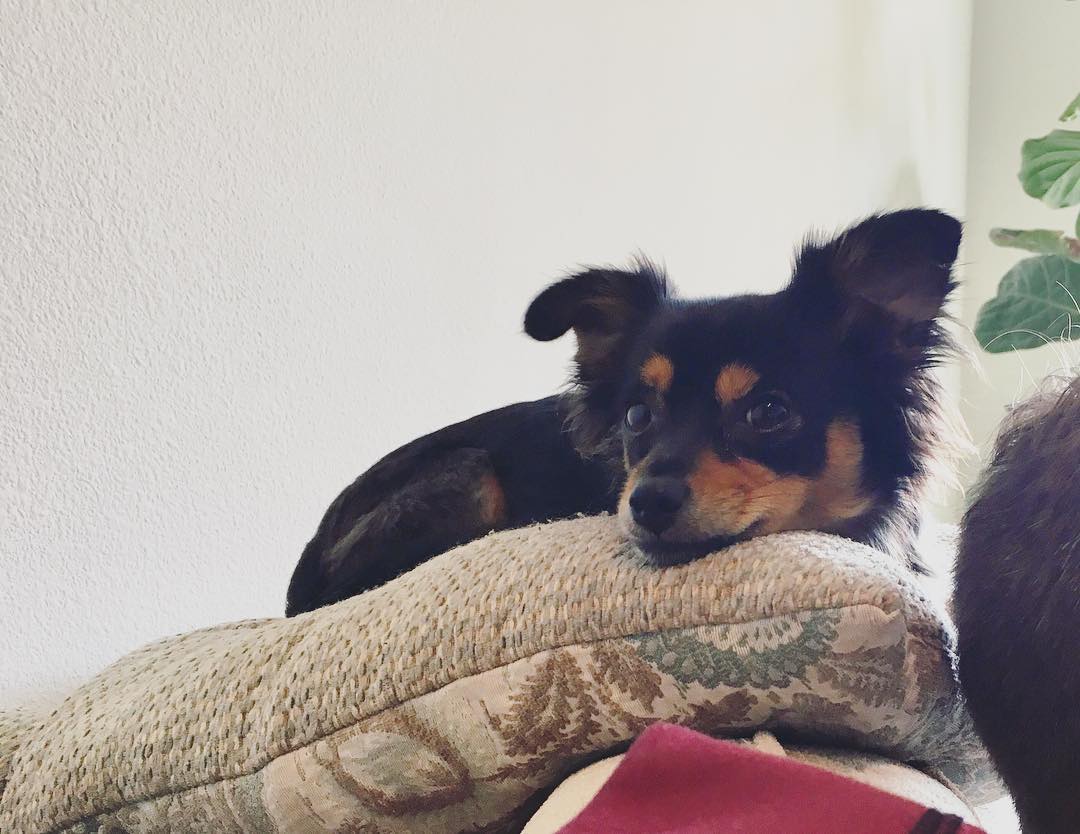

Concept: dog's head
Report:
left=525, top=209, right=961, bottom=564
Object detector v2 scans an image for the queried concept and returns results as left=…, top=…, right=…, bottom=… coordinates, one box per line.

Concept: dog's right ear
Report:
left=524, top=261, right=670, bottom=386
left=787, top=209, right=962, bottom=358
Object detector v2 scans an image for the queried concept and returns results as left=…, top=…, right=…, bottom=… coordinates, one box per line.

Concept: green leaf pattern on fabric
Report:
left=631, top=612, right=838, bottom=690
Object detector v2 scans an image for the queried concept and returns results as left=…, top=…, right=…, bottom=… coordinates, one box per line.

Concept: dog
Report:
left=285, top=209, right=961, bottom=616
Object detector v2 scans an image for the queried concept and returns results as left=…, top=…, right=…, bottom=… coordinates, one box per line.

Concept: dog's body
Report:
left=286, top=209, right=961, bottom=616
left=285, top=396, right=620, bottom=613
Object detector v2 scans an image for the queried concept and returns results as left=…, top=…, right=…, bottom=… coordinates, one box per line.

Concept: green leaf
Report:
left=1020, top=130, right=1080, bottom=208
left=990, top=227, right=1080, bottom=262
left=1062, top=91, right=1080, bottom=122
left=975, top=255, right=1080, bottom=352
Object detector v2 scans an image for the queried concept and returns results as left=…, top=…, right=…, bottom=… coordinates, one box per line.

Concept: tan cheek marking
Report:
left=686, top=450, right=807, bottom=534
left=682, top=421, right=871, bottom=538
left=715, top=363, right=760, bottom=404
left=785, top=419, right=873, bottom=531
left=640, top=353, right=674, bottom=394
left=476, top=472, right=508, bottom=527
left=813, top=419, right=873, bottom=520
left=746, top=475, right=812, bottom=533
left=617, top=467, right=642, bottom=516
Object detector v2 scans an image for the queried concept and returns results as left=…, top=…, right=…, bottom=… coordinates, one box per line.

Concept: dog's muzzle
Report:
left=628, top=477, right=688, bottom=535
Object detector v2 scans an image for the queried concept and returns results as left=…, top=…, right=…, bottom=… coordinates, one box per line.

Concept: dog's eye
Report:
left=746, top=398, right=791, bottom=433
left=625, top=404, right=652, bottom=432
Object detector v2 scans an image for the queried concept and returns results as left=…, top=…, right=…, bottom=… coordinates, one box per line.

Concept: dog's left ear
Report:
left=525, top=261, right=670, bottom=452
left=789, top=208, right=962, bottom=341
left=524, top=261, right=670, bottom=385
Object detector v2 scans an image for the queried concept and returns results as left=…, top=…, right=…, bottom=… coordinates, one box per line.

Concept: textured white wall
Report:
left=1, top=1, right=971, bottom=700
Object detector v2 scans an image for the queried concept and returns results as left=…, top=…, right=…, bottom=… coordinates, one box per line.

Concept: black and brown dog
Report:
left=286, top=209, right=961, bottom=616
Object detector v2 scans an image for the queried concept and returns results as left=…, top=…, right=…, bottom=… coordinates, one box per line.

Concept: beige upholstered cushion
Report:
left=0, top=702, right=55, bottom=801
left=0, top=516, right=998, bottom=833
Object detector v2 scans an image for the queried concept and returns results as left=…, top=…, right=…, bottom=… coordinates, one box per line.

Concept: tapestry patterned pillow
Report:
left=0, top=516, right=998, bottom=834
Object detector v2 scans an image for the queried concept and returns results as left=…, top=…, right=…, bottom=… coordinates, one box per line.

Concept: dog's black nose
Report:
left=629, top=478, right=688, bottom=535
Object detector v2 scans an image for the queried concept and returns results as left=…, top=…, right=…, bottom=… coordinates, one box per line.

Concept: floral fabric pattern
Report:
left=0, top=518, right=1000, bottom=834
left=54, top=608, right=995, bottom=834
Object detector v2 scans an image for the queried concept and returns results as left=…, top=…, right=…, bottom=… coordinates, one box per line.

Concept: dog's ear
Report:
left=789, top=209, right=961, bottom=346
left=526, top=261, right=670, bottom=454
left=525, top=261, right=670, bottom=384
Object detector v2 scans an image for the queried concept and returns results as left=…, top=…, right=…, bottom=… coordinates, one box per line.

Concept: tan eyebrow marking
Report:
left=640, top=353, right=674, bottom=394
left=714, top=363, right=760, bottom=404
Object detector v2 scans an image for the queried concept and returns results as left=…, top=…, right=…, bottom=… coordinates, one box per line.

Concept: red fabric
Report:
left=557, top=723, right=986, bottom=834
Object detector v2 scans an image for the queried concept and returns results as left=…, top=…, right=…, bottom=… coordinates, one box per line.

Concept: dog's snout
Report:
left=629, top=478, right=688, bottom=535
left=647, top=455, right=686, bottom=478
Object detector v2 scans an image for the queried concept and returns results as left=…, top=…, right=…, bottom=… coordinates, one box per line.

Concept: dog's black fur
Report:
left=954, top=375, right=1080, bottom=834
left=286, top=209, right=961, bottom=616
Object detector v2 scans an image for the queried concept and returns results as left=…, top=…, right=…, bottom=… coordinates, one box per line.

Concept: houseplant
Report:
left=974, top=92, right=1080, bottom=352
